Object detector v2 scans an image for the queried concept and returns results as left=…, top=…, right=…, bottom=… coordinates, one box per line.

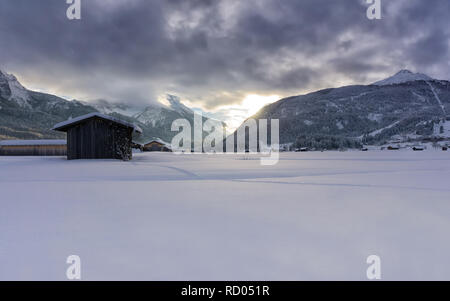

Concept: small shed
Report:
left=143, top=139, right=172, bottom=152
left=52, top=113, right=142, bottom=160
left=0, top=140, right=67, bottom=156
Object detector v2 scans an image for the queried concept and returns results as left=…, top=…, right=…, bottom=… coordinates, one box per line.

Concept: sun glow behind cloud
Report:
left=183, top=94, right=279, bottom=133
left=216, top=94, right=280, bottom=132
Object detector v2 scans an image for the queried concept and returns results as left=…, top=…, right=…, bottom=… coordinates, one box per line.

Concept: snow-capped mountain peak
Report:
left=166, top=94, right=194, bottom=115
left=0, top=69, right=32, bottom=108
left=373, top=69, right=433, bottom=86
left=133, top=104, right=167, bottom=127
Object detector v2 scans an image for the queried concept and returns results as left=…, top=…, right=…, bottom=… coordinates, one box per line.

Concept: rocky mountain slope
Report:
left=0, top=69, right=211, bottom=143
left=241, top=70, right=450, bottom=149
left=0, top=70, right=97, bottom=140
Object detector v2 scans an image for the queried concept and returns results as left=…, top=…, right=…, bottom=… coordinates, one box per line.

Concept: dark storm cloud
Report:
left=0, top=0, right=448, bottom=108
left=408, top=30, right=449, bottom=67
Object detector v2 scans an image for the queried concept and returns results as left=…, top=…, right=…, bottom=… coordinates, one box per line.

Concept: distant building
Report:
left=143, top=140, right=172, bottom=152
left=131, top=141, right=144, bottom=152
left=387, top=146, right=400, bottom=150
left=294, top=147, right=308, bottom=152
left=52, top=113, right=142, bottom=160
left=0, top=140, right=67, bottom=156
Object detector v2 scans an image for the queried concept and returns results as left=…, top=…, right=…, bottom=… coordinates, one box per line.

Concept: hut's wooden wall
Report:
left=0, top=145, right=67, bottom=156
left=67, top=118, right=133, bottom=160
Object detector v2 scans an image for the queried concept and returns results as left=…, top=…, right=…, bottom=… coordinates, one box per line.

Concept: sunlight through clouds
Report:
left=215, top=94, right=279, bottom=132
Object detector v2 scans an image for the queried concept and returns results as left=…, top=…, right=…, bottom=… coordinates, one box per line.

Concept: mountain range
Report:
left=241, top=70, right=450, bottom=149
left=0, top=69, right=210, bottom=143
left=1, top=68, right=449, bottom=149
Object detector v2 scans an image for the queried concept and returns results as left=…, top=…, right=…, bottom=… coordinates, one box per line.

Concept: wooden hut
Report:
left=52, top=113, right=142, bottom=160
left=0, top=140, right=67, bottom=156
left=143, top=139, right=172, bottom=152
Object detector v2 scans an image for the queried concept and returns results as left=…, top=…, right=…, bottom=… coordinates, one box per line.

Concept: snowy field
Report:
left=1, top=151, right=450, bottom=280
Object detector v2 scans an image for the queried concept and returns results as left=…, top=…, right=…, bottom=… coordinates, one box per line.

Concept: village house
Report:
left=143, top=139, right=172, bottom=152
left=52, top=113, right=142, bottom=160
left=131, top=141, right=144, bottom=152
left=387, top=146, right=400, bottom=150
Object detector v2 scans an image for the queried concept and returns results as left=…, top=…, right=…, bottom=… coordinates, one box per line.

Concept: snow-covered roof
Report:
left=52, top=112, right=143, bottom=133
left=144, top=138, right=170, bottom=146
left=0, top=140, right=67, bottom=146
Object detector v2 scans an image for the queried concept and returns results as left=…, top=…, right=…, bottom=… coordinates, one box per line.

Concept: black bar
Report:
left=0, top=281, right=449, bottom=299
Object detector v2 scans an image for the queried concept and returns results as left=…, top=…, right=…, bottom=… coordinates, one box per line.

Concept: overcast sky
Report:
left=0, top=0, right=449, bottom=127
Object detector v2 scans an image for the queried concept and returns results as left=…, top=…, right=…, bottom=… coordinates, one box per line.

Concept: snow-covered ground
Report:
left=1, top=151, right=450, bottom=280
